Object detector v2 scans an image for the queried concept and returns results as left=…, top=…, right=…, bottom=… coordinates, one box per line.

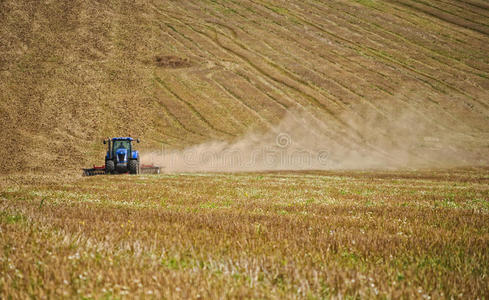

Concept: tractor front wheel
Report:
left=106, top=160, right=115, bottom=174
left=128, top=159, right=139, bottom=175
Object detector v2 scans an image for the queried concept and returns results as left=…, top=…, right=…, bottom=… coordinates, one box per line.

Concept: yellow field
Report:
left=2, top=0, right=489, bottom=298
left=1, top=169, right=488, bottom=298
left=2, top=0, right=489, bottom=171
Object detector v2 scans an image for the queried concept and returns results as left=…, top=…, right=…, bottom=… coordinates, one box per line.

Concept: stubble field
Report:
left=1, top=169, right=488, bottom=298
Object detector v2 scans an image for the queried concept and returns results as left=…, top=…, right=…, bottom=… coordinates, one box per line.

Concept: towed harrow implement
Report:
left=83, top=164, right=160, bottom=176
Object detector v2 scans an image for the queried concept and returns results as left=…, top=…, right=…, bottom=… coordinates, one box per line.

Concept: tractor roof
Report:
left=111, top=137, right=133, bottom=141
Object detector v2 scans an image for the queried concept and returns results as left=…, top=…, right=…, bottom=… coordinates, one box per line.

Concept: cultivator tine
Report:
left=82, top=166, right=107, bottom=176
left=140, top=165, right=161, bottom=174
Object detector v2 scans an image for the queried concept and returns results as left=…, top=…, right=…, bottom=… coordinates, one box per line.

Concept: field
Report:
left=2, top=0, right=489, bottom=171
left=1, top=0, right=489, bottom=298
left=1, top=169, right=488, bottom=298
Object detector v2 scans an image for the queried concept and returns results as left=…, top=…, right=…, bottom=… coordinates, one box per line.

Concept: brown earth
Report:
left=155, top=55, right=192, bottom=69
left=1, top=0, right=488, bottom=173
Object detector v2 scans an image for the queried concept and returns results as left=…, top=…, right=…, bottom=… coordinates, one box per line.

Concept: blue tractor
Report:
left=82, top=137, right=160, bottom=176
left=104, top=137, right=140, bottom=174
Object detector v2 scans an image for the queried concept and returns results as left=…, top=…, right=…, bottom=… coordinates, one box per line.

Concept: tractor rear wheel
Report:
left=106, top=160, right=115, bottom=174
left=128, top=159, right=139, bottom=175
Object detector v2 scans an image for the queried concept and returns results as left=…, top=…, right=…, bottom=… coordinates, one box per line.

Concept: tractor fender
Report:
left=132, top=150, right=139, bottom=160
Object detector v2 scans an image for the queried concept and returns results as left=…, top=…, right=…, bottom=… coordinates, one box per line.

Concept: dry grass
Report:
left=2, top=1, right=488, bottom=298
left=1, top=169, right=488, bottom=298
left=1, top=0, right=489, bottom=172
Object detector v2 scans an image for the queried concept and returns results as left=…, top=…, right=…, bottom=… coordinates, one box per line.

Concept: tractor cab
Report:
left=104, top=137, right=140, bottom=174
left=112, top=139, right=132, bottom=163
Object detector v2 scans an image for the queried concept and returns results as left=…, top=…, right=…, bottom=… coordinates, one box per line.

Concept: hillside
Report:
left=1, top=0, right=489, bottom=172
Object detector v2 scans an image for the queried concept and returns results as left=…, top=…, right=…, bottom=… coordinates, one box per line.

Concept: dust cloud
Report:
left=142, top=105, right=487, bottom=172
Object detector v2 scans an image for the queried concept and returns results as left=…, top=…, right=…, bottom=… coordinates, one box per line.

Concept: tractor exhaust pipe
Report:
left=104, top=137, right=112, bottom=159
